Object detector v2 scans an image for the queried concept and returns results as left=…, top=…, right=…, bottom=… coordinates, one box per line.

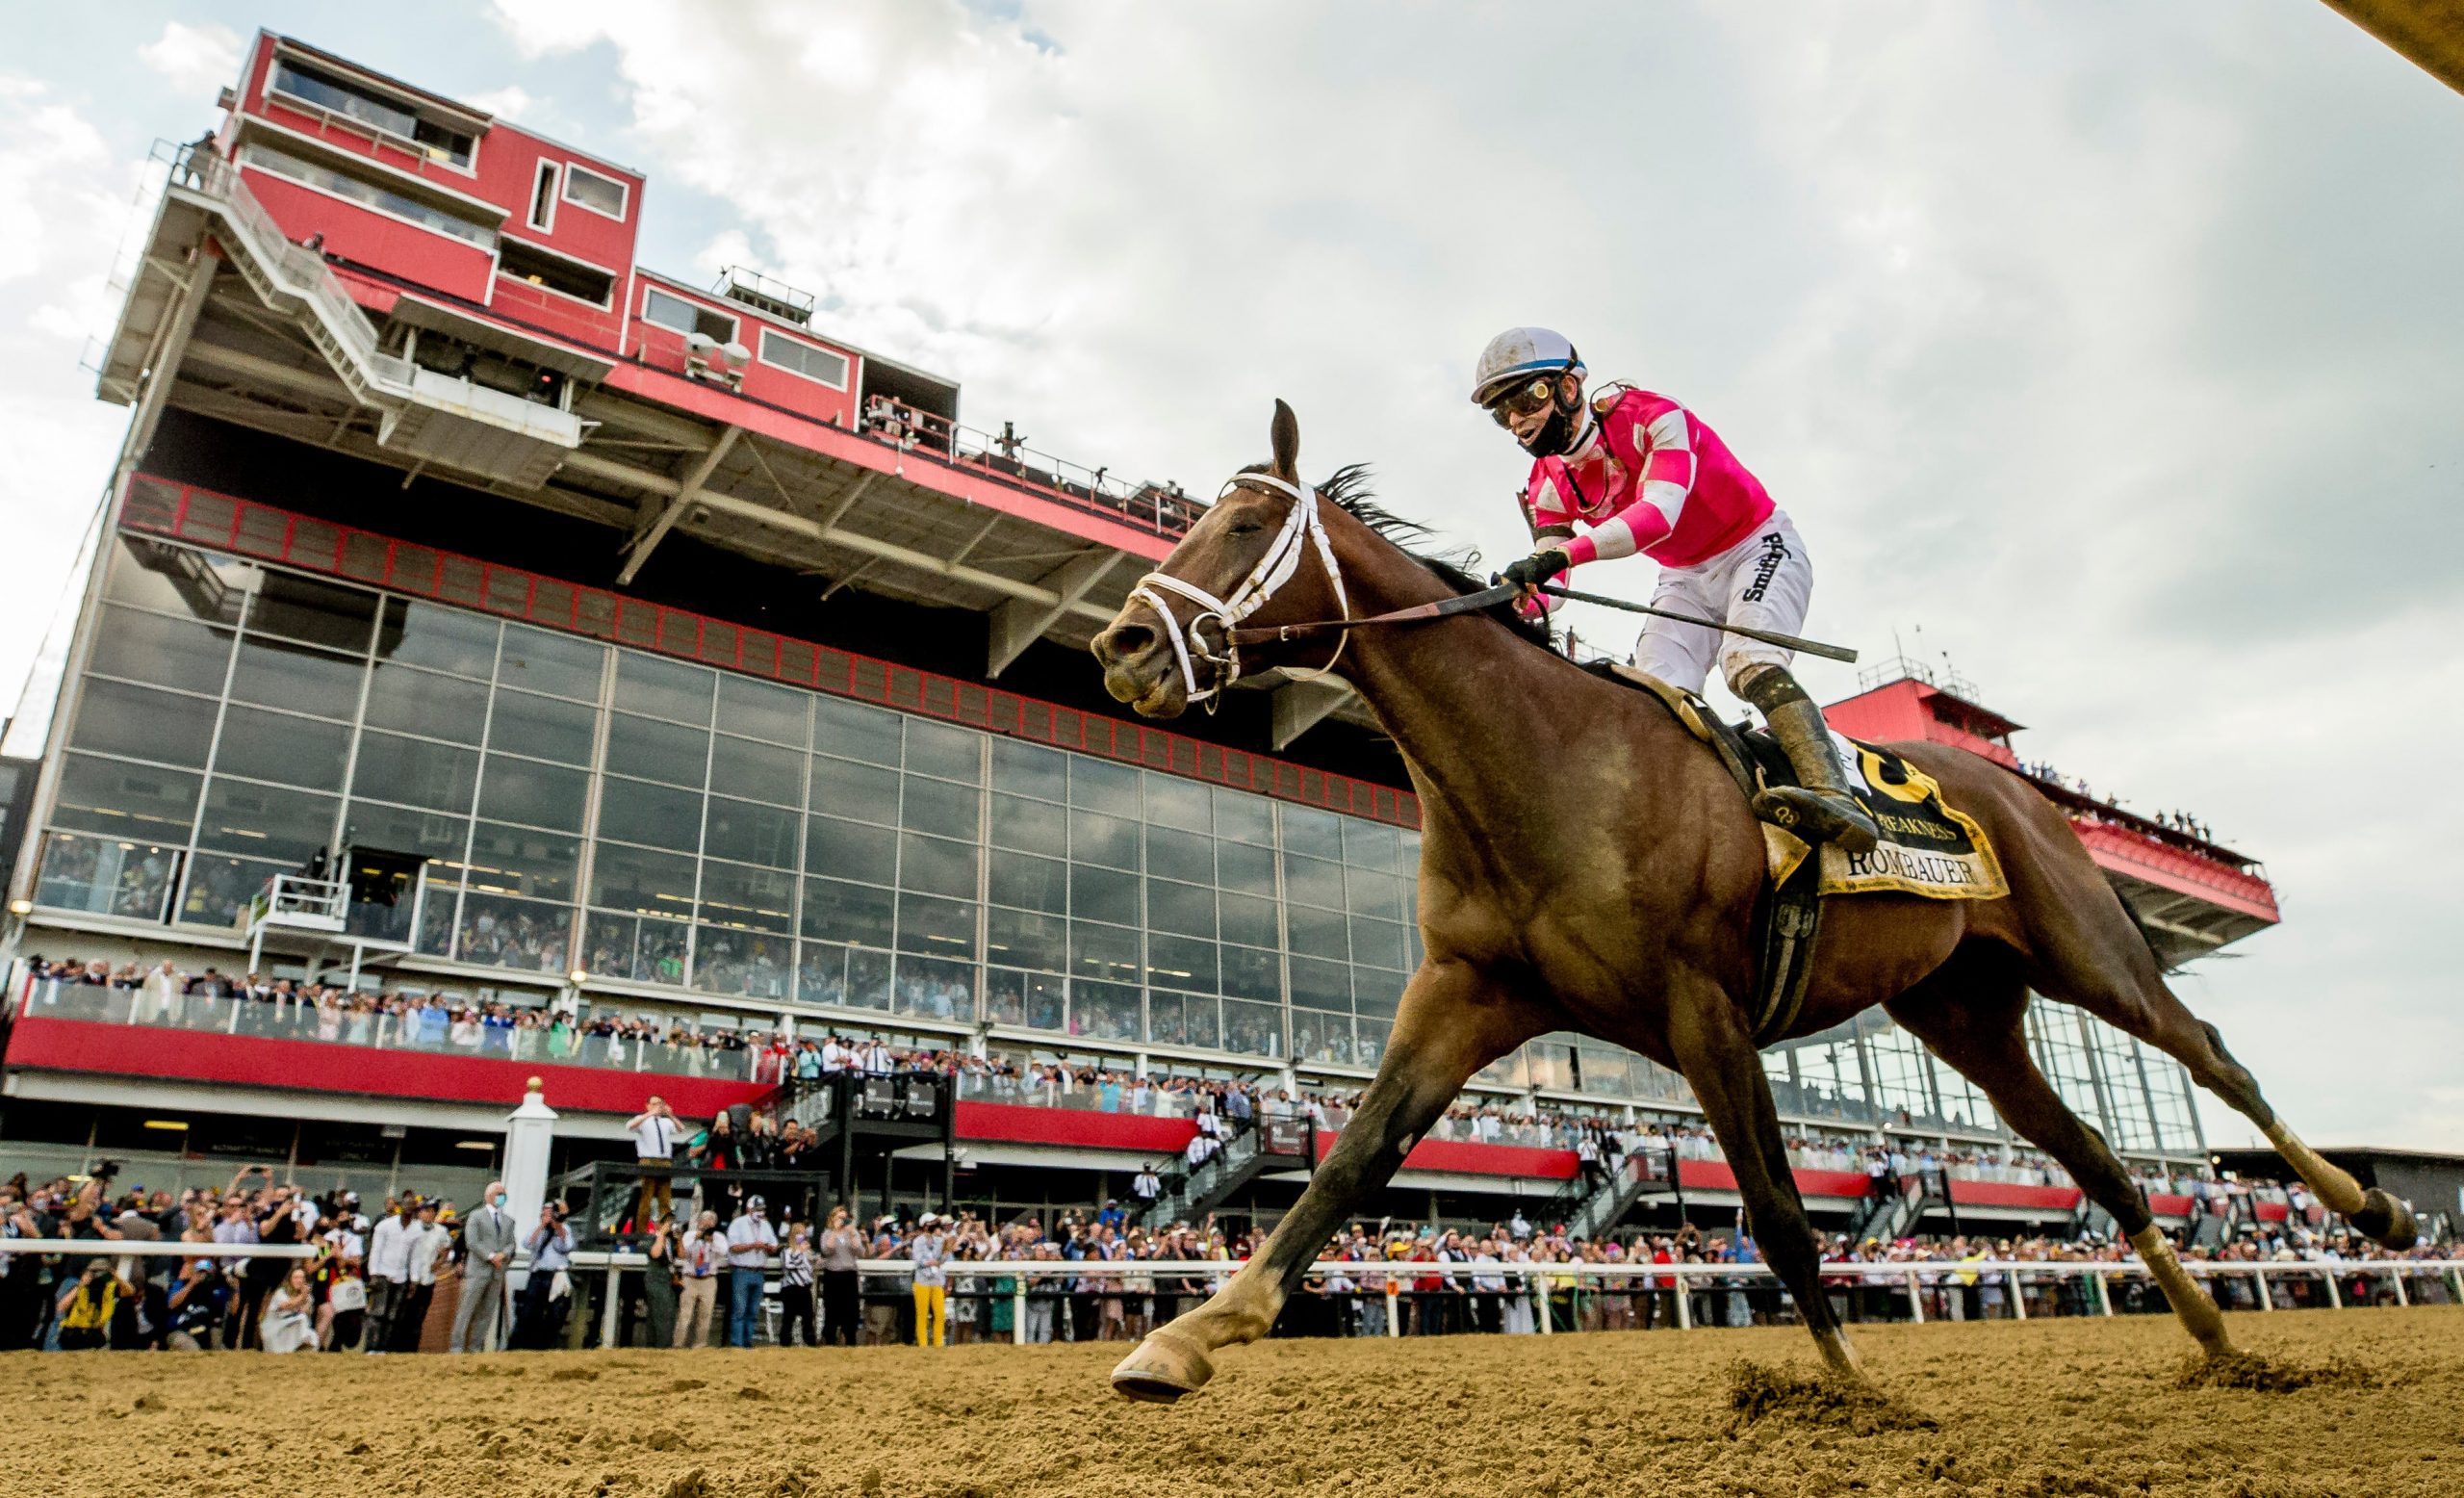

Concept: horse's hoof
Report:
left=1110, top=1329, right=1215, bottom=1404
left=2349, top=1186, right=2419, bottom=1251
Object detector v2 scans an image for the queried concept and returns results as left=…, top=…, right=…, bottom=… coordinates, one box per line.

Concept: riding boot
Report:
left=1735, top=665, right=1881, bottom=856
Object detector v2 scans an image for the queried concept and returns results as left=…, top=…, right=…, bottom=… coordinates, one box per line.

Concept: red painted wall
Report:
left=239, top=168, right=497, bottom=303
left=956, top=1102, right=1194, bottom=1155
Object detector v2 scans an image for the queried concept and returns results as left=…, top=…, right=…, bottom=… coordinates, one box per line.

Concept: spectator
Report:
left=674, top=1209, right=723, bottom=1349
left=261, top=1266, right=317, bottom=1354
left=394, top=1201, right=449, bottom=1352
left=450, top=1181, right=516, bottom=1354
left=911, top=1211, right=949, bottom=1347
left=627, top=1097, right=681, bottom=1228
left=724, top=1197, right=779, bottom=1348
left=778, top=1225, right=817, bottom=1348
left=816, top=1205, right=863, bottom=1347
left=55, top=1258, right=134, bottom=1351
left=513, top=1203, right=575, bottom=1350
left=364, top=1198, right=421, bottom=1354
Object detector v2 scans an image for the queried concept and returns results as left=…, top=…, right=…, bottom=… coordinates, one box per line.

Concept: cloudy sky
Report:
left=2, top=3, right=2458, bottom=1149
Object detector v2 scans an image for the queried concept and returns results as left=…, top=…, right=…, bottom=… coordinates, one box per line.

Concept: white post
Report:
left=2323, top=1265, right=2343, bottom=1310
left=1535, top=1273, right=1551, bottom=1335
left=501, top=1076, right=558, bottom=1291
left=2093, top=1269, right=2113, bottom=1317
left=1013, top=1278, right=1026, bottom=1345
left=1906, top=1269, right=1924, bottom=1325
left=2006, top=1266, right=2026, bottom=1320
left=599, top=1263, right=622, bottom=1348
left=1385, top=1280, right=1399, bottom=1338
left=1674, top=1269, right=1692, bottom=1330
left=2388, top=1264, right=2407, bottom=1308
left=2253, top=1266, right=2272, bottom=1311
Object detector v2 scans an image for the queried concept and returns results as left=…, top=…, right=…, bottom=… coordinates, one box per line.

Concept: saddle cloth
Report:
left=1596, top=664, right=2008, bottom=1044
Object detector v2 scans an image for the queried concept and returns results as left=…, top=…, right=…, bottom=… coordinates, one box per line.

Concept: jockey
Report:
left=1473, top=326, right=1878, bottom=854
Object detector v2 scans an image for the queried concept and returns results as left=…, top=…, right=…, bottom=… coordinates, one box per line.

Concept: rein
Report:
left=1126, top=472, right=1351, bottom=707
left=1227, top=583, right=1520, bottom=646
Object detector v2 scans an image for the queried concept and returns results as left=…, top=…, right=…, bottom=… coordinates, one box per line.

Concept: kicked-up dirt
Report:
left=8, top=1305, right=2460, bottom=1497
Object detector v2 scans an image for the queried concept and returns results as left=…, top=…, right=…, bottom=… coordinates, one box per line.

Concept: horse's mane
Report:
left=1239, top=463, right=1555, bottom=650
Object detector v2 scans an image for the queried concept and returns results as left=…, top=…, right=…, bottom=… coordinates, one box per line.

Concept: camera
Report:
left=91, top=1159, right=122, bottom=1183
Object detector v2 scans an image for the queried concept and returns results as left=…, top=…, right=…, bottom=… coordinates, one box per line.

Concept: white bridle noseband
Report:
left=1125, top=471, right=1349, bottom=707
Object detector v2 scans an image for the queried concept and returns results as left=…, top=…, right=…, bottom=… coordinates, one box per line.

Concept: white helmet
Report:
left=1470, top=326, right=1584, bottom=407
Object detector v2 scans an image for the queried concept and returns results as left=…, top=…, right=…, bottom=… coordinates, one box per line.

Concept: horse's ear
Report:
left=1270, top=399, right=1299, bottom=480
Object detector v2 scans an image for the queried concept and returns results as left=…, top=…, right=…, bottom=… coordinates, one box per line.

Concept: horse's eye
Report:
left=1228, top=519, right=1265, bottom=536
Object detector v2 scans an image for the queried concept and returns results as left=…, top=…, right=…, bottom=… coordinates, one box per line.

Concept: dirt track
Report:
left=11, top=1307, right=2460, bottom=1497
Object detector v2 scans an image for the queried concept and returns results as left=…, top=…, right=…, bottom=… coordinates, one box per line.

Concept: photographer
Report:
left=511, top=1201, right=574, bottom=1350
left=55, top=1258, right=135, bottom=1351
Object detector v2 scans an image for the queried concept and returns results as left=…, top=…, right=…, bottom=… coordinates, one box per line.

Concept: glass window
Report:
left=904, top=720, right=982, bottom=783
left=1216, top=841, right=1276, bottom=898
left=795, top=942, right=850, bottom=1006
left=590, top=841, right=697, bottom=921
left=847, top=947, right=893, bottom=1010
left=986, top=849, right=1065, bottom=914
left=1144, top=826, right=1213, bottom=885
left=989, top=738, right=1066, bottom=801
left=1147, top=991, right=1220, bottom=1050
left=455, top=891, right=570, bottom=974
left=1281, top=854, right=1343, bottom=912
left=895, top=892, right=976, bottom=958
left=985, top=907, right=1067, bottom=971
left=716, top=675, right=808, bottom=747
left=1069, top=863, right=1139, bottom=926
left=1348, top=916, right=1408, bottom=971
left=104, top=537, right=254, bottom=621
left=50, top=754, right=200, bottom=840
left=1069, top=756, right=1140, bottom=808
left=1068, top=921, right=1140, bottom=985
left=1343, top=818, right=1402, bottom=873
left=1213, top=788, right=1273, bottom=845
left=1221, top=997, right=1283, bottom=1057
left=1344, top=866, right=1403, bottom=920
left=464, top=822, right=579, bottom=902
left=1146, top=878, right=1216, bottom=939
left=709, top=734, right=803, bottom=807
left=586, top=911, right=687, bottom=985
left=604, top=711, right=708, bottom=787
left=804, top=877, right=894, bottom=947
left=496, top=624, right=603, bottom=701
left=901, top=776, right=980, bottom=839
left=989, top=792, right=1066, bottom=851
left=69, top=679, right=217, bottom=766
left=475, top=755, right=589, bottom=832
left=984, top=969, right=1065, bottom=1030
left=642, top=285, right=735, bottom=343
left=1072, top=980, right=1142, bottom=1043
left=1146, top=933, right=1218, bottom=993
left=1286, top=903, right=1348, bottom=962
left=485, top=688, right=596, bottom=764
left=1293, top=1009, right=1354, bottom=1067
left=1219, top=891, right=1279, bottom=948
left=1282, top=807, right=1344, bottom=862
left=34, top=833, right=182, bottom=923
left=698, top=861, right=797, bottom=934
left=196, top=778, right=337, bottom=862
left=1070, top=810, right=1140, bottom=870
left=363, top=664, right=489, bottom=744
left=228, top=637, right=363, bottom=719
left=246, top=573, right=379, bottom=654
left=810, top=756, right=899, bottom=823
left=613, top=652, right=714, bottom=724
left=807, top=814, right=896, bottom=886
left=380, top=600, right=500, bottom=678
left=693, top=926, right=794, bottom=998
left=592, top=775, right=701, bottom=848
left=179, top=852, right=290, bottom=929
left=1351, top=966, right=1407, bottom=1018
left=211, top=705, right=350, bottom=790
left=1142, top=772, right=1211, bottom=833
left=704, top=796, right=800, bottom=868
left=1289, top=955, right=1349, bottom=1010
left=349, top=729, right=477, bottom=813
left=1222, top=944, right=1281, bottom=1002
left=898, top=834, right=977, bottom=900
left=813, top=697, right=901, bottom=764
left=89, top=605, right=233, bottom=695
left=340, top=802, right=468, bottom=862
left=891, top=955, right=973, bottom=1021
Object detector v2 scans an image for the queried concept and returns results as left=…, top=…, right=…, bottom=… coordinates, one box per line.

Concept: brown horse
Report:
left=1088, top=400, right=2415, bottom=1401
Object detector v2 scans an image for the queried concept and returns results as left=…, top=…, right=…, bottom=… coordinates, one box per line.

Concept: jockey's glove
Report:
left=1502, top=547, right=1572, bottom=594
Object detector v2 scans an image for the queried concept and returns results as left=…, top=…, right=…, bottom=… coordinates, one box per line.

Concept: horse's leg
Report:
left=1665, top=979, right=1864, bottom=1380
left=2022, top=871, right=2419, bottom=1251
left=1886, top=948, right=2238, bottom=1358
left=1109, top=958, right=1535, bottom=1403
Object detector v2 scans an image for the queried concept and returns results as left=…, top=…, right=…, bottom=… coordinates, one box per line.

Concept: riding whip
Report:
left=1536, top=583, right=1860, bottom=663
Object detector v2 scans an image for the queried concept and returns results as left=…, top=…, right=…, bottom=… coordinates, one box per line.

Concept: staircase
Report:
left=1540, top=1146, right=1681, bottom=1241
left=1848, top=1169, right=1947, bottom=1243
left=1138, top=1118, right=1315, bottom=1233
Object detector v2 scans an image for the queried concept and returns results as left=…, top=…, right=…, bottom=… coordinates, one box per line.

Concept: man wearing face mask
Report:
left=449, top=1180, right=516, bottom=1354
left=1476, top=326, right=1877, bottom=854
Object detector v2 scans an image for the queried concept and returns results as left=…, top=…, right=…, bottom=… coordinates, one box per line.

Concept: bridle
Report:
left=1126, top=471, right=1351, bottom=708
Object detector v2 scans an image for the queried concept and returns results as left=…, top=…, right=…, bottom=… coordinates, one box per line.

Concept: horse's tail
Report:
left=2110, top=886, right=2177, bottom=977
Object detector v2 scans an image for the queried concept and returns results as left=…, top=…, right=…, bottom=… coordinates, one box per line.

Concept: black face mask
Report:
left=1515, top=389, right=1590, bottom=458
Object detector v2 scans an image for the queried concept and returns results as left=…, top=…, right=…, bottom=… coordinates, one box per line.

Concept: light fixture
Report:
left=453, top=1140, right=496, bottom=1151
left=7, top=899, right=30, bottom=917
left=568, top=969, right=589, bottom=987
left=142, top=1119, right=189, bottom=1131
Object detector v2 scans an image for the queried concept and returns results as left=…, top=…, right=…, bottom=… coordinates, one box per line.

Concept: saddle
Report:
left=1584, top=662, right=2008, bottom=1047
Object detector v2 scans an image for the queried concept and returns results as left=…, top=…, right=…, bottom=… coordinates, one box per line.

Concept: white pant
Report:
left=1630, top=507, right=1812, bottom=696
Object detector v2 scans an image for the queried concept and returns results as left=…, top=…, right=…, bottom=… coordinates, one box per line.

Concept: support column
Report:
left=501, top=1076, right=559, bottom=1288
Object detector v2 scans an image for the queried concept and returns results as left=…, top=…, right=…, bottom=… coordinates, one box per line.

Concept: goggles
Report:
left=1484, top=374, right=1560, bottom=426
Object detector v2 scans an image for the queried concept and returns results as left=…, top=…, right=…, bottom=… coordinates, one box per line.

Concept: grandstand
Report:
left=4, top=32, right=2288, bottom=1250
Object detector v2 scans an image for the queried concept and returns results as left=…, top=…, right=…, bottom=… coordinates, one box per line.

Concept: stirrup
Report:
left=1753, top=786, right=1879, bottom=855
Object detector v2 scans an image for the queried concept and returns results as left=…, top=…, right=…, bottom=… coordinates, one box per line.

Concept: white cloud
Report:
left=136, top=20, right=244, bottom=101
left=462, top=84, right=537, bottom=122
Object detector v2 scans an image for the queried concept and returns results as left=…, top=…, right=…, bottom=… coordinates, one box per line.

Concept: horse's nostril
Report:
left=1100, top=624, right=1156, bottom=664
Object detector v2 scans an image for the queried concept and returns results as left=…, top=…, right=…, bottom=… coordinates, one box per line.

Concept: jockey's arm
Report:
left=1555, top=397, right=1699, bottom=568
